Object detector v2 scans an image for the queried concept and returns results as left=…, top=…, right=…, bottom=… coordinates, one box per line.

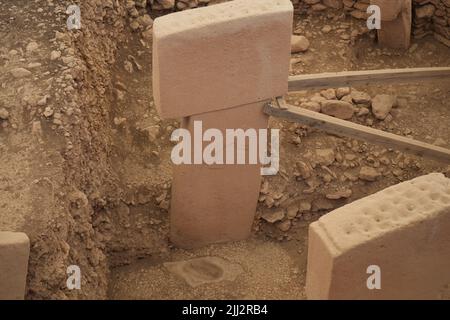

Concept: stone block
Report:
left=152, top=0, right=293, bottom=119
left=306, top=173, right=450, bottom=299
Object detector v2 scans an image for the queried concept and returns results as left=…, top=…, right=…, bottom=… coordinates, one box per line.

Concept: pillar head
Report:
left=152, top=0, right=293, bottom=119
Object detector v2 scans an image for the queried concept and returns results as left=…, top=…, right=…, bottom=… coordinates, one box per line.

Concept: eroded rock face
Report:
left=163, top=256, right=244, bottom=287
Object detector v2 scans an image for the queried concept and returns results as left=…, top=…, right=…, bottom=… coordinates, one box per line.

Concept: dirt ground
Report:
left=0, top=1, right=449, bottom=299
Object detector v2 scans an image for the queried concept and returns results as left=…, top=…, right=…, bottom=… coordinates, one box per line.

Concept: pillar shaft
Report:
left=170, top=102, right=269, bottom=248
left=152, top=0, right=293, bottom=248
left=372, top=0, right=412, bottom=49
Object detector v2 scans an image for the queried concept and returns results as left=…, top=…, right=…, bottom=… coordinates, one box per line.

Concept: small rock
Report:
left=315, top=148, right=335, bottom=166
left=130, top=20, right=140, bottom=31
left=415, top=4, right=435, bottom=19
left=298, top=201, right=312, bottom=212
left=357, top=106, right=370, bottom=116
left=300, top=101, right=321, bottom=112
left=359, top=166, right=380, bottom=181
left=351, top=90, right=371, bottom=105
left=296, top=161, right=313, bottom=179
left=321, top=25, right=332, bottom=33
left=336, top=87, right=351, bottom=99
left=26, top=41, right=39, bottom=53
left=286, top=205, right=299, bottom=219
left=114, top=117, right=127, bottom=126
left=50, top=50, right=61, bottom=60
left=312, top=198, right=335, bottom=211
left=261, top=209, right=285, bottom=224
left=43, top=107, right=54, bottom=118
left=37, top=96, right=49, bottom=106
left=155, top=0, right=175, bottom=9
left=371, top=94, right=396, bottom=120
left=326, top=189, right=352, bottom=200
left=291, top=35, right=310, bottom=53
left=138, top=14, right=153, bottom=28
left=320, top=88, right=336, bottom=100
left=277, top=220, right=291, bottom=232
left=0, top=108, right=9, bottom=120
left=310, top=93, right=327, bottom=104
left=10, top=68, right=32, bottom=79
left=321, top=100, right=354, bottom=119
left=124, top=60, right=133, bottom=73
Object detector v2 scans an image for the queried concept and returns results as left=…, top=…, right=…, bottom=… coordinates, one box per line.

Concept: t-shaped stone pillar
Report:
left=371, top=0, right=412, bottom=49
left=153, top=0, right=293, bottom=248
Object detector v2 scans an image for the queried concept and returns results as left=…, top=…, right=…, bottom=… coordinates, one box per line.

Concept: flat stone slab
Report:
left=0, top=232, right=30, bottom=300
left=163, top=256, right=244, bottom=287
left=306, top=173, right=450, bottom=299
left=153, top=0, right=293, bottom=119
left=108, top=240, right=306, bottom=299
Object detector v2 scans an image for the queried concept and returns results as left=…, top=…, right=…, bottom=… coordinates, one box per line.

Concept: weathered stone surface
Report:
left=306, top=173, right=450, bottom=299
left=163, top=256, right=244, bottom=287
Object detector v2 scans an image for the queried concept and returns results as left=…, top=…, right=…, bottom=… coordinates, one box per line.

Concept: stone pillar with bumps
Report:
left=306, top=173, right=450, bottom=300
left=152, top=0, right=293, bottom=248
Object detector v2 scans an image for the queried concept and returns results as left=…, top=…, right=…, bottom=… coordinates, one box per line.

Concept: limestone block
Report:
left=306, top=173, right=450, bottom=299
left=0, top=232, right=30, bottom=300
left=170, top=101, right=269, bottom=248
left=153, top=0, right=293, bottom=119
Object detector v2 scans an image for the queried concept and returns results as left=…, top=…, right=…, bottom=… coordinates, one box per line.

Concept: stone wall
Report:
left=414, top=0, right=450, bottom=45
left=297, top=0, right=450, bottom=46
